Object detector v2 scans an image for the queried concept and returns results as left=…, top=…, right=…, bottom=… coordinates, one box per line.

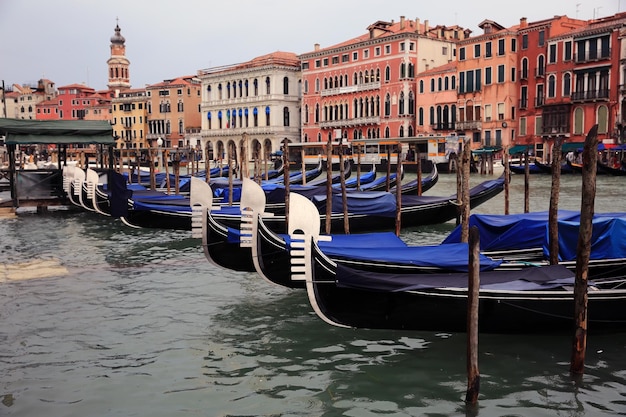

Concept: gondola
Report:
left=597, top=161, right=626, bottom=176
left=209, top=174, right=504, bottom=234
left=286, top=192, right=626, bottom=333
left=508, top=162, right=543, bottom=174
left=532, top=160, right=575, bottom=174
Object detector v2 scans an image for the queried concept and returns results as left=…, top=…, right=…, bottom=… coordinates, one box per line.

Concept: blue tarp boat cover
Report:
left=443, top=211, right=626, bottom=259
left=335, top=264, right=576, bottom=292
left=321, top=242, right=502, bottom=272
left=312, top=191, right=398, bottom=217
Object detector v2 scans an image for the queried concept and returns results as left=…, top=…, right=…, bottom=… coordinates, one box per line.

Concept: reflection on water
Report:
left=1, top=174, right=626, bottom=416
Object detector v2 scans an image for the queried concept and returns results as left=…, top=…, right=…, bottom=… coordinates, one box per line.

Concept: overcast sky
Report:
left=0, top=0, right=621, bottom=91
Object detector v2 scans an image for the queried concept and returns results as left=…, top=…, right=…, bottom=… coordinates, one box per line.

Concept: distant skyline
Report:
left=1, top=0, right=621, bottom=91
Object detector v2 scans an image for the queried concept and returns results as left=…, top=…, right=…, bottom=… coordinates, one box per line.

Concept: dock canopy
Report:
left=508, top=145, right=533, bottom=155
left=0, top=119, right=114, bottom=145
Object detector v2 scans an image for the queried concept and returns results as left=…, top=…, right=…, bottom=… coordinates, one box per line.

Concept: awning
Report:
left=508, top=144, right=533, bottom=155
left=561, top=142, right=585, bottom=153
left=471, top=146, right=502, bottom=155
left=0, top=119, right=114, bottom=145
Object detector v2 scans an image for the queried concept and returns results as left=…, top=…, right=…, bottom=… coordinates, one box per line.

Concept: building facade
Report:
left=111, top=88, right=149, bottom=149
left=299, top=16, right=467, bottom=149
left=145, top=76, right=202, bottom=150
left=198, top=51, right=301, bottom=164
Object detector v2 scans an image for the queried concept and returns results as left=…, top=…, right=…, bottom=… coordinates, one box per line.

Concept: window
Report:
left=548, top=75, right=556, bottom=97
left=497, top=103, right=505, bottom=120
left=549, top=44, right=557, bottom=63
left=375, top=46, right=381, bottom=56
left=323, top=58, right=329, bottom=66
left=342, top=54, right=349, bottom=63
left=497, top=65, right=505, bottom=83
left=332, top=56, right=339, bottom=64
left=283, top=76, right=289, bottom=94
left=283, top=107, right=290, bottom=126
left=363, top=49, right=369, bottom=59
left=535, top=116, right=543, bottom=135
left=498, top=39, right=505, bottom=55
left=419, top=79, right=424, bottom=93
left=520, top=117, right=527, bottom=135
left=385, top=45, right=391, bottom=54
left=400, top=42, right=406, bottom=51
left=522, top=34, right=528, bottom=49
left=563, top=73, right=571, bottom=96
left=598, top=105, right=608, bottom=134
left=459, top=47, right=466, bottom=61
left=485, top=104, right=492, bottom=121
left=352, top=52, right=358, bottom=61
left=564, top=41, right=572, bottom=61
left=485, top=67, right=492, bottom=85
left=574, top=107, right=584, bottom=134
left=474, top=44, right=481, bottom=58
left=485, top=41, right=492, bottom=58
left=538, top=30, right=545, bottom=47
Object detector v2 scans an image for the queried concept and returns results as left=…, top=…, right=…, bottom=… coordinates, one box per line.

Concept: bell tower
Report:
left=107, top=19, right=131, bottom=91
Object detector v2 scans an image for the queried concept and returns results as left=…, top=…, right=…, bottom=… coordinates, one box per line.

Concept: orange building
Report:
left=455, top=20, right=521, bottom=154
left=516, top=15, right=586, bottom=160
left=300, top=16, right=467, bottom=148
left=145, top=75, right=202, bottom=149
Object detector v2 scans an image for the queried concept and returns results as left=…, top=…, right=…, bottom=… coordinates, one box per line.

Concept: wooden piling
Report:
left=301, top=148, right=306, bottom=185
left=283, top=138, right=291, bottom=233
left=164, top=150, right=171, bottom=194
left=356, top=144, right=362, bottom=191
left=386, top=147, right=391, bottom=192
left=570, top=125, right=598, bottom=375
left=227, top=145, right=234, bottom=206
left=503, top=148, right=510, bottom=215
left=325, top=136, right=333, bottom=234
left=460, top=139, right=471, bottom=243
left=548, top=138, right=562, bottom=265
left=339, top=137, right=349, bottom=234
left=395, top=143, right=402, bottom=236
left=416, top=148, right=422, bottom=196
left=465, top=226, right=481, bottom=405
left=524, top=150, right=530, bottom=213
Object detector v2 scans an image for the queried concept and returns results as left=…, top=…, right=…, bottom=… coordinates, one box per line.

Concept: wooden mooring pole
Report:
left=460, top=138, right=471, bottom=243
left=570, top=125, right=598, bottom=375
left=339, top=136, right=349, bottom=234
left=524, top=150, right=530, bottom=213
left=503, top=148, right=510, bottom=215
left=282, top=138, right=291, bottom=233
left=325, top=136, right=333, bottom=235
left=465, top=226, right=481, bottom=405
left=548, top=137, right=563, bottom=265
left=395, top=142, right=402, bottom=237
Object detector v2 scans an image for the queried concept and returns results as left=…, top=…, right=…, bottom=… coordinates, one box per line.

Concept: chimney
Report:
left=415, top=18, right=420, bottom=32
left=424, top=19, right=430, bottom=34
left=314, top=43, right=320, bottom=51
left=400, top=15, right=405, bottom=30
left=520, top=17, right=528, bottom=27
left=484, top=22, right=492, bottom=34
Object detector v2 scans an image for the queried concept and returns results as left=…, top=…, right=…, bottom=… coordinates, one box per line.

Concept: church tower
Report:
left=107, top=20, right=131, bottom=91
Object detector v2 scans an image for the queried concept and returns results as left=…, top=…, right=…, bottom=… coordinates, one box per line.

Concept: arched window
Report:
left=400, top=63, right=406, bottom=79
left=226, top=82, right=231, bottom=99
left=283, top=77, right=289, bottom=94
left=253, top=79, right=258, bottom=95
left=548, top=75, right=556, bottom=98
left=408, top=92, right=415, bottom=115
left=385, top=126, right=390, bottom=138
left=315, top=104, right=319, bottom=123
left=408, top=125, right=414, bottom=137
left=385, top=94, right=391, bottom=117
left=399, top=92, right=405, bottom=115
left=521, top=57, right=529, bottom=79
left=304, top=104, right=309, bottom=124
left=429, top=106, right=435, bottom=125
left=385, top=66, right=391, bottom=82
left=218, top=83, right=223, bottom=100
left=438, top=77, right=443, bottom=91
left=418, top=107, right=424, bottom=126
left=283, top=107, right=290, bottom=126
left=399, top=126, right=405, bottom=137
left=573, top=107, right=584, bottom=134
left=265, top=106, right=271, bottom=126
left=444, top=76, right=449, bottom=90
left=537, top=55, right=545, bottom=76
left=451, top=76, right=456, bottom=90
left=253, top=107, right=259, bottom=127
left=598, top=105, right=609, bottom=134
left=430, top=78, right=435, bottom=92
left=315, top=78, right=320, bottom=92
left=265, top=77, right=271, bottom=94
left=563, top=73, right=571, bottom=97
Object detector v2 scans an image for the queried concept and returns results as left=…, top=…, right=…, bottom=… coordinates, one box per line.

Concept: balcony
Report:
left=320, top=81, right=381, bottom=97
left=320, top=116, right=380, bottom=128
left=574, top=48, right=611, bottom=63
left=571, top=89, right=610, bottom=102
left=535, top=67, right=546, bottom=78
left=519, top=98, right=528, bottom=109
left=535, top=96, right=545, bottom=107
left=456, top=120, right=481, bottom=131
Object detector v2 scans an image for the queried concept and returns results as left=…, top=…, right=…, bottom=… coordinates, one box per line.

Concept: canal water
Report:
left=2, top=172, right=626, bottom=416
